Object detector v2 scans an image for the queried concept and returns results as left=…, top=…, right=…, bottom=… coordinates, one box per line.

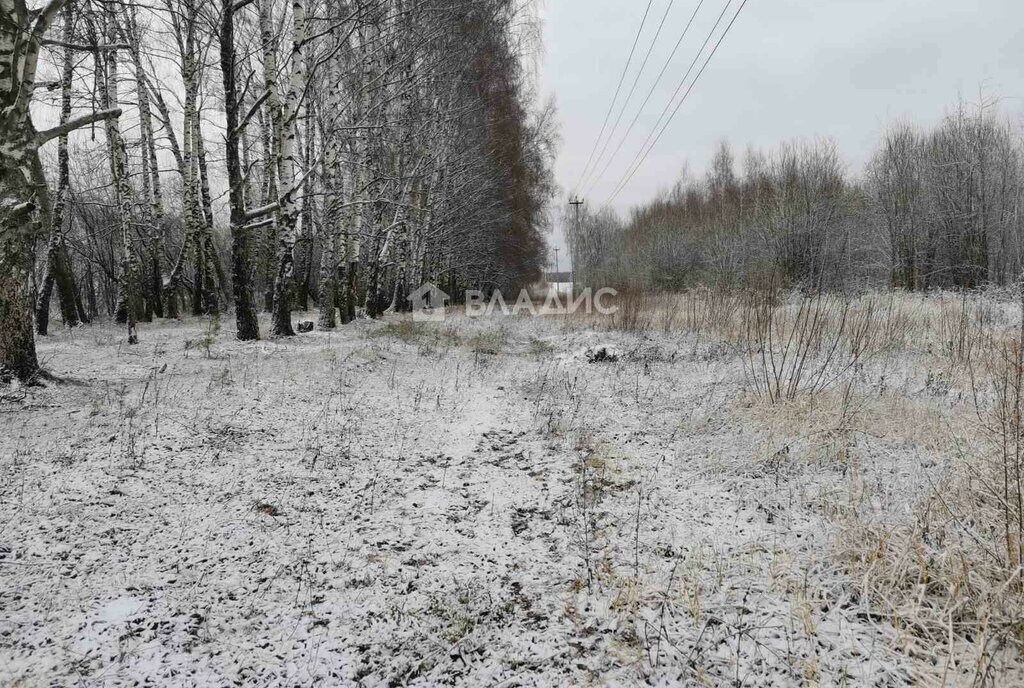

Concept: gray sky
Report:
left=539, top=0, right=1024, bottom=267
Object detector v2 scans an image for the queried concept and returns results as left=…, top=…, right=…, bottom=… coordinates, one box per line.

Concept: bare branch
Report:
left=36, top=108, right=122, bottom=145
left=244, top=202, right=279, bottom=222
left=231, top=90, right=271, bottom=137
left=41, top=39, right=130, bottom=51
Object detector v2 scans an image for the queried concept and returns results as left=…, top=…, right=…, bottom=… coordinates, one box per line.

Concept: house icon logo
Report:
left=409, top=282, right=449, bottom=322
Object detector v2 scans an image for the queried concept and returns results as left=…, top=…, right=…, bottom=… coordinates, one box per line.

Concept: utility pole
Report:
left=553, top=248, right=560, bottom=276
left=569, top=196, right=584, bottom=225
left=569, top=196, right=583, bottom=288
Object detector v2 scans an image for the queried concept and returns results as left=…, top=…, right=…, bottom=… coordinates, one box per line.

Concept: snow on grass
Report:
left=0, top=308, right=1010, bottom=685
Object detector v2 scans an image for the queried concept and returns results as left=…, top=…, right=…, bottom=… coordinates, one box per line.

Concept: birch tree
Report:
left=218, top=0, right=263, bottom=340
left=268, top=0, right=307, bottom=336
left=4, top=0, right=555, bottom=373
left=99, top=6, right=142, bottom=342
left=1, top=0, right=119, bottom=381
left=34, top=0, right=79, bottom=334
left=120, top=6, right=165, bottom=318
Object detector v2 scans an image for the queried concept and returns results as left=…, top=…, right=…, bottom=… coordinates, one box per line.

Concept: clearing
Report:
left=0, top=302, right=1017, bottom=685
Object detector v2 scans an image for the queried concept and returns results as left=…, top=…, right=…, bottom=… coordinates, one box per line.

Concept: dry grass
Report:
left=467, top=327, right=508, bottom=355
left=598, top=286, right=1014, bottom=355
left=582, top=285, right=1024, bottom=679
left=369, top=319, right=463, bottom=351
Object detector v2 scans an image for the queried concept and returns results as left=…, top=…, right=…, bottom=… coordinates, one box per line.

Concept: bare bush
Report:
left=741, top=290, right=878, bottom=403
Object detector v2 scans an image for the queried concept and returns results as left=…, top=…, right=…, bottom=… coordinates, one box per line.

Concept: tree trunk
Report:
left=35, top=0, right=79, bottom=335
left=318, top=60, right=345, bottom=330
left=101, top=12, right=140, bottom=343
left=1, top=0, right=83, bottom=381
left=219, top=0, right=260, bottom=340
left=195, top=123, right=221, bottom=312
left=0, top=198, right=40, bottom=382
left=270, top=0, right=308, bottom=336
left=124, top=8, right=165, bottom=319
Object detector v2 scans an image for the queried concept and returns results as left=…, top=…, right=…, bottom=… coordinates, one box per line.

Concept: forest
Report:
left=0, top=0, right=556, bottom=383
left=569, top=99, right=1024, bottom=295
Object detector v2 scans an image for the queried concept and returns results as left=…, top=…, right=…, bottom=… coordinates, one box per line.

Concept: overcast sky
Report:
left=538, top=0, right=1024, bottom=267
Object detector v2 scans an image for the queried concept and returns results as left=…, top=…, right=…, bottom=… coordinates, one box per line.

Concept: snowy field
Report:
left=2, top=300, right=1022, bottom=686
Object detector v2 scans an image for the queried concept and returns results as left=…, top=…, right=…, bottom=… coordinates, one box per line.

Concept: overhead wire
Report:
left=603, top=0, right=749, bottom=208
left=580, top=0, right=706, bottom=198
left=569, top=0, right=654, bottom=198
left=575, top=0, right=676, bottom=195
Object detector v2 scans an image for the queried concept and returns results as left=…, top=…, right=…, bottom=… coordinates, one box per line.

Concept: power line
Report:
left=580, top=0, right=707, bottom=198
left=575, top=0, right=677, bottom=195
left=570, top=0, right=654, bottom=197
left=604, top=0, right=749, bottom=208
left=603, top=0, right=735, bottom=204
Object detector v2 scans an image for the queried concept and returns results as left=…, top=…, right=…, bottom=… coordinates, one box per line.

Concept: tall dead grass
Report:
left=605, top=286, right=1016, bottom=381
left=600, top=285, right=1024, bottom=675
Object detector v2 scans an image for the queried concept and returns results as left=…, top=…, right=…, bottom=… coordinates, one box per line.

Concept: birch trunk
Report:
left=124, top=9, right=165, bottom=318
left=102, top=13, right=141, bottom=343
left=35, top=0, right=79, bottom=333
left=0, top=192, right=39, bottom=381
left=316, top=144, right=338, bottom=329
left=161, top=9, right=202, bottom=318
left=195, top=120, right=222, bottom=312
left=219, top=0, right=259, bottom=339
left=256, top=0, right=283, bottom=311
left=295, top=119, right=315, bottom=311
left=2, top=0, right=116, bottom=380
left=317, top=51, right=346, bottom=329
left=2, top=0, right=45, bottom=379
left=270, top=0, right=307, bottom=336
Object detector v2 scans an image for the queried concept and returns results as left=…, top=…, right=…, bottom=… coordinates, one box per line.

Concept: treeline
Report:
left=569, top=99, right=1024, bottom=293
left=0, top=0, right=555, bottom=382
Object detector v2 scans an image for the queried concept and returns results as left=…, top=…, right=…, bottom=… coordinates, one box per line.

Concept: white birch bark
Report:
left=101, top=10, right=140, bottom=342
left=270, top=0, right=307, bottom=336
left=1, top=0, right=118, bottom=379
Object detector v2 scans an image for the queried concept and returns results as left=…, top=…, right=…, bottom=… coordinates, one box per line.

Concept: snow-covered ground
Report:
left=0, top=309, right=1013, bottom=685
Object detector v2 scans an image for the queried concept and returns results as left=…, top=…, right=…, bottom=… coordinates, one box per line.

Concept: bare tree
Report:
left=1, top=0, right=119, bottom=381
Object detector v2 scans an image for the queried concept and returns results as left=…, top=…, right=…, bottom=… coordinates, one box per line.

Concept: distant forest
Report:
left=569, top=98, right=1024, bottom=292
